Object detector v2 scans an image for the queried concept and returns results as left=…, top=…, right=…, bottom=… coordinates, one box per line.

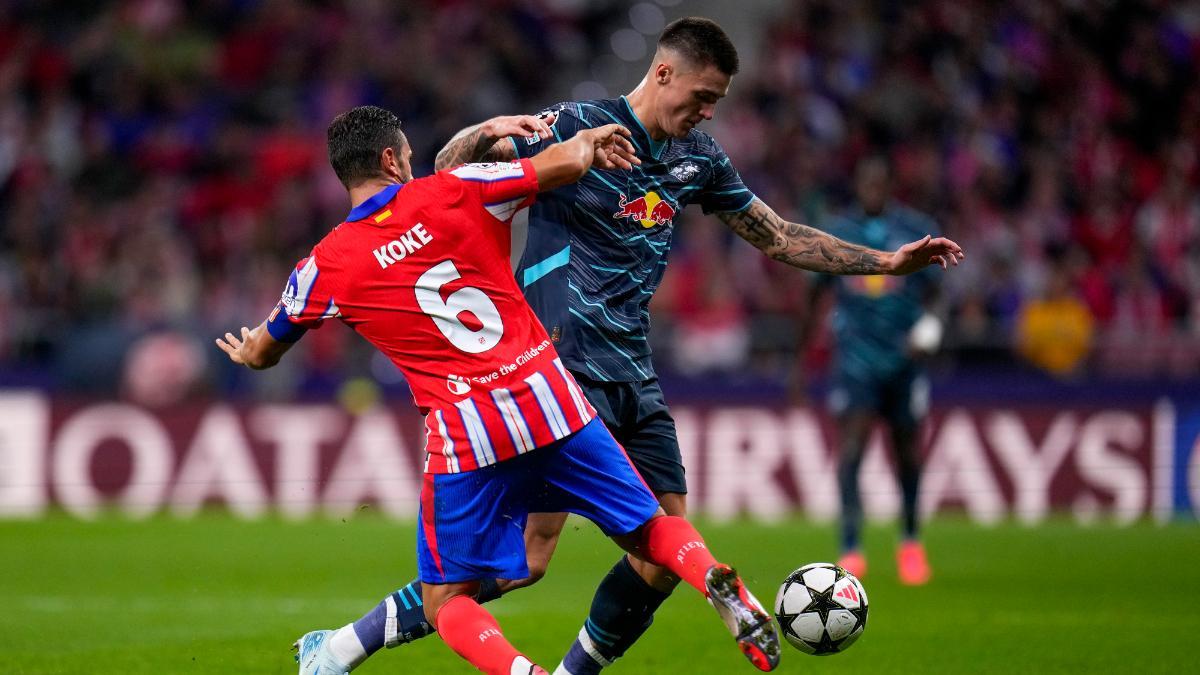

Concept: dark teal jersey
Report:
left=823, top=204, right=940, bottom=381
left=510, top=97, right=755, bottom=382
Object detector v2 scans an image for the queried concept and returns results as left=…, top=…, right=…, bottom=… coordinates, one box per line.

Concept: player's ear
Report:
left=655, top=61, right=672, bottom=86
left=380, top=146, right=401, bottom=180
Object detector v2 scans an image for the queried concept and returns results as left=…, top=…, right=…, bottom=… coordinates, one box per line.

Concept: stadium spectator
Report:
left=1, top=0, right=1198, bottom=392
left=1015, top=260, right=1096, bottom=376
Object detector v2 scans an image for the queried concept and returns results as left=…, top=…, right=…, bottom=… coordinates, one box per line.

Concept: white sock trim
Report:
left=576, top=626, right=614, bottom=667
left=328, top=623, right=367, bottom=669
left=383, top=594, right=400, bottom=648
left=511, top=655, right=535, bottom=674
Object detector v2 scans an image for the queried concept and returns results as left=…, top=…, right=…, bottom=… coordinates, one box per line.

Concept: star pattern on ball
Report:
left=776, top=564, right=869, bottom=655
left=775, top=581, right=802, bottom=630
left=801, top=580, right=839, bottom=625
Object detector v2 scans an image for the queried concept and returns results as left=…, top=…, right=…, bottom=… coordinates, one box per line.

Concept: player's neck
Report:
left=625, top=81, right=667, bottom=141
left=348, top=178, right=401, bottom=212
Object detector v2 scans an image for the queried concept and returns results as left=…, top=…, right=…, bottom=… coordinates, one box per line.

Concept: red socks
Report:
left=435, top=595, right=536, bottom=674
left=641, top=515, right=720, bottom=594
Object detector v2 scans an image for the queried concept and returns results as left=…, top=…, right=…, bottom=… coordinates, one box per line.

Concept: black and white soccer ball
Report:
left=774, top=563, right=868, bottom=655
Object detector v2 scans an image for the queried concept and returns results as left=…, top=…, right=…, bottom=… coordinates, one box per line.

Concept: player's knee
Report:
left=421, top=582, right=478, bottom=629
left=525, top=559, right=549, bottom=586
left=628, top=553, right=681, bottom=592
left=423, top=600, right=439, bottom=628
left=523, top=549, right=554, bottom=588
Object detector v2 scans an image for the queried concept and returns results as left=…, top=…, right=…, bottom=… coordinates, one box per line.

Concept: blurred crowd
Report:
left=1, top=0, right=1198, bottom=403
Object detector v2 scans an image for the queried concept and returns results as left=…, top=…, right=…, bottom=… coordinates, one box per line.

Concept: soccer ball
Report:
left=774, top=563, right=868, bottom=655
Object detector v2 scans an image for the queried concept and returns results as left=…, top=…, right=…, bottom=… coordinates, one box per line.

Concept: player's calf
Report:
left=554, top=556, right=671, bottom=675
left=637, top=516, right=781, bottom=671
left=431, top=592, right=548, bottom=675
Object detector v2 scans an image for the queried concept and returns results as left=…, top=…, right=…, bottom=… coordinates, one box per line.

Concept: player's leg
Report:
left=496, top=511, right=570, bottom=594
left=835, top=408, right=872, bottom=576
left=888, top=370, right=931, bottom=585
left=555, top=494, right=679, bottom=675
left=554, top=377, right=683, bottom=674
left=294, top=582, right=432, bottom=674
left=331, top=501, right=566, bottom=663
left=830, top=374, right=876, bottom=578
left=625, top=490, right=685, bottom=590
left=418, top=465, right=551, bottom=674
left=892, top=421, right=921, bottom=542
left=613, top=516, right=780, bottom=671
left=543, top=418, right=780, bottom=672
left=424, top=581, right=546, bottom=675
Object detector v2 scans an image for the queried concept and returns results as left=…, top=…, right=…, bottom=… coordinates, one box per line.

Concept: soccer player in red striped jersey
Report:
left=216, top=106, right=781, bottom=675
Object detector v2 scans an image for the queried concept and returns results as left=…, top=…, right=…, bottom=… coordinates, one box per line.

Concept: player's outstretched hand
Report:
left=583, top=123, right=641, bottom=171
left=215, top=326, right=253, bottom=365
left=482, top=114, right=556, bottom=143
left=888, top=235, right=965, bottom=275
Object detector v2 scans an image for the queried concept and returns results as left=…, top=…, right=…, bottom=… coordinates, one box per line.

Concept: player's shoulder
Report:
left=528, top=100, right=582, bottom=130
left=415, top=169, right=472, bottom=197
left=677, top=127, right=731, bottom=161
left=558, top=98, right=626, bottom=127
left=300, top=228, right=346, bottom=274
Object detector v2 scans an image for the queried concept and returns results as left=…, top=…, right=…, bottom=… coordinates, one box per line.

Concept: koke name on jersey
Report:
left=373, top=222, right=434, bottom=268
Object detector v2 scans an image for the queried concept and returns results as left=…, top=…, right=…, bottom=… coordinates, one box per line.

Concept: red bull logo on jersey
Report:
left=614, top=191, right=676, bottom=228
left=848, top=274, right=903, bottom=297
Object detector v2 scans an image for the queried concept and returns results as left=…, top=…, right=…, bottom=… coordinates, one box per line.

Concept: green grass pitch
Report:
left=3, top=514, right=1197, bottom=674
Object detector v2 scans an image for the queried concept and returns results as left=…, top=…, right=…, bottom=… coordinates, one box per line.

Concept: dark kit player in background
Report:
left=807, top=156, right=944, bottom=586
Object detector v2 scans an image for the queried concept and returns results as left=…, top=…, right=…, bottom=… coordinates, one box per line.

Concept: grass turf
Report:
left=2, top=514, right=1197, bottom=674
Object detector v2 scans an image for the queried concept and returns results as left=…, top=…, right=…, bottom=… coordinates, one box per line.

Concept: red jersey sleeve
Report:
left=446, top=158, right=539, bottom=223
left=265, top=255, right=340, bottom=342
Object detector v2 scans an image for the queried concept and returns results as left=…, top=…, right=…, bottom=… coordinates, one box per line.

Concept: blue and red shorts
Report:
left=416, top=418, right=659, bottom=584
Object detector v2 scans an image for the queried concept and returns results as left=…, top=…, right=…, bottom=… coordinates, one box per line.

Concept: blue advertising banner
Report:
left=1174, top=403, right=1200, bottom=519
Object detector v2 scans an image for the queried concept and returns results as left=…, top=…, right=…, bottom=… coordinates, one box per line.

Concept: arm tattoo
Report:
left=718, top=199, right=890, bottom=274
left=434, top=123, right=517, bottom=170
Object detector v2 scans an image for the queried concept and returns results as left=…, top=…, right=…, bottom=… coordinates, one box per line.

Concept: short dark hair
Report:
left=658, top=17, right=739, bottom=76
left=326, top=106, right=405, bottom=188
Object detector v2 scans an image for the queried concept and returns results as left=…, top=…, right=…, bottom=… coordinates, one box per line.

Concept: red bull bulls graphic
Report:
left=614, top=191, right=676, bottom=228
left=847, top=274, right=903, bottom=297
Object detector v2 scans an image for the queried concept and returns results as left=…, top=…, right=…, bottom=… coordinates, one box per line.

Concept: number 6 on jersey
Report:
left=415, top=259, right=505, bottom=353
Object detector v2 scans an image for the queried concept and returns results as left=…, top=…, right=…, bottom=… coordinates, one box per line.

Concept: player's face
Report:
left=659, top=62, right=730, bottom=137
left=855, top=161, right=889, bottom=214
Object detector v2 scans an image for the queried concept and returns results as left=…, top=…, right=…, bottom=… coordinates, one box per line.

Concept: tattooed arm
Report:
left=434, top=114, right=556, bottom=170
left=718, top=199, right=963, bottom=275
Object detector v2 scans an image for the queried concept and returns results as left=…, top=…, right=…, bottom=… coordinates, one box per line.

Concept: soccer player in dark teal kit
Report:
left=817, top=157, right=941, bottom=586
left=358, top=17, right=963, bottom=674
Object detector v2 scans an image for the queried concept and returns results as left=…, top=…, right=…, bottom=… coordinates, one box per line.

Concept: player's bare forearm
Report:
left=719, top=199, right=890, bottom=274
left=435, top=114, right=558, bottom=170
left=434, top=123, right=516, bottom=170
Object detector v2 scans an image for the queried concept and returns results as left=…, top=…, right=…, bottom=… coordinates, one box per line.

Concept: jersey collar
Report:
left=347, top=183, right=403, bottom=222
left=619, top=95, right=666, bottom=160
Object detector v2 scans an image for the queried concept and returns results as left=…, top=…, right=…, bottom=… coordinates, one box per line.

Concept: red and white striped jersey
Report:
left=266, top=159, right=595, bottom=473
